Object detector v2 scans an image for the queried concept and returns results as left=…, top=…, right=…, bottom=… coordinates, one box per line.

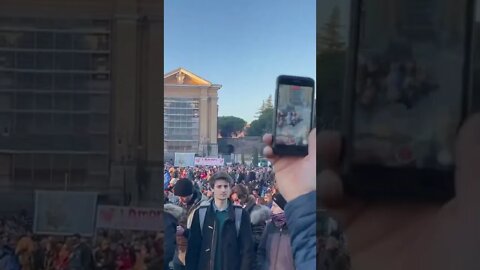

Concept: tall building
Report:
left=0, top=0, right=162, bottom=208
left=164, top=68, right=221, bottom=161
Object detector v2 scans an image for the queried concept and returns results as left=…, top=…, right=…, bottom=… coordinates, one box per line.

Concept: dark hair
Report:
left=231, top=184, right=249, bottom=202
left=209, top=171, right=234, bottom=188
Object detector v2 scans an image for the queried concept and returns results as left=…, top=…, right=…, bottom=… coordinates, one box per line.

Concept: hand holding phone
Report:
left=272, top=75, right=315, bottom=156
left=262, top=129, right=316, bottom=202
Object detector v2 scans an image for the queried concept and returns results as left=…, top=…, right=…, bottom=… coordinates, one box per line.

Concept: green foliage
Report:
left=247, top=95, right=274, bottom=136
left=319, top=6, right=345, bottom=53
left=218, top=116, right=247, bottom=137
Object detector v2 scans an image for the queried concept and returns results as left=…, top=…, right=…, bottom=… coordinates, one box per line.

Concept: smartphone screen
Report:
left=351, top=0, right=469, bottom=170
left=274, top=82, right=314, bottom=148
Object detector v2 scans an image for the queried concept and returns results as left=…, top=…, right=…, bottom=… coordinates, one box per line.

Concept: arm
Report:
left=284, top=191, right=316, bottom=270
left=185, top=209, right=202, bottom=270
left=239, top=208, right=255, bottom=270
left=256, top=224, right=269, bottom=270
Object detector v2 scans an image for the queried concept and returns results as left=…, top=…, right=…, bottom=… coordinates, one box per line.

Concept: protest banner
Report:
left=194, top=157, right=225, bottom=166
left=96, top=205, right=162, bottom=232
left=34, top=191, right=97, bottom=236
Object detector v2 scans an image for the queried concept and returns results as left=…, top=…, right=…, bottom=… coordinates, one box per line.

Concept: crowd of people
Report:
left=164, top=128, right=317, bottom=270
left=0, top=212, right=162, bottom=270
left=164, top=164, right=275, bottom=206
left=164, top=165, right=294, bottom=270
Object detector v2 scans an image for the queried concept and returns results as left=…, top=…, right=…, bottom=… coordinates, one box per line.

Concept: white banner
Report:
left=34, top=191, right=97, bottom=236
left=96, top=206, right=162, bottom=232
left=174, top=153, right=195, bottom=167
left=194, top=157, right=224, bottom=166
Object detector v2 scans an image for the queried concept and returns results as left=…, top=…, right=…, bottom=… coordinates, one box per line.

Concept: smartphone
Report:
left=342, top=0, right=475, bottom=200
left=272, top=193, right=287, bottom=210
left=272, top=75, right=315, bottom=156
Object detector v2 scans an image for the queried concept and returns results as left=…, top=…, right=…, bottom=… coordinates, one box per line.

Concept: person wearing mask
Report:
left=262, top=129, right=316, bottom=270
left=231, top=184, right=270, bottom=253
left=186, top=172, right=254, bottom=270
left=257, top=194, right=295, bottom=270
left=172, top=178, right=208, bottom=270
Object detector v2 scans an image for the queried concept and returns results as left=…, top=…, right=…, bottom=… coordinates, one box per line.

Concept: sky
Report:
left=164, top=0, right=316, bottom=123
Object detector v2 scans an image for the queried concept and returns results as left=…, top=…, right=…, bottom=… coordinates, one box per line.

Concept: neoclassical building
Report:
left=164, top=68, right=221, bottom=160
left=0, top=0, right=162, bottom=208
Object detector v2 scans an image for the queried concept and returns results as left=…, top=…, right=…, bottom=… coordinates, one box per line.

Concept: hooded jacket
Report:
left=164, top=203, right=185, bottom=269
left=244, top=195, right=270, bottom=252
left=257, top=221, right=295, bottom=270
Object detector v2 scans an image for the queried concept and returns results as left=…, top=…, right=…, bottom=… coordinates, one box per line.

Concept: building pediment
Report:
left=164, top=68, right=212, bottom=86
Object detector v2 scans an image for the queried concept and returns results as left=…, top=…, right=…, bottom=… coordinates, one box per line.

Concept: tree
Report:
left=255, top=101, right=266, bottom=118
left=218, top=116, right=247, bottom=137
left=252, top=147, right=259, bottom=167
left=265, top=95, right=273, bottom=110
left=319, top=6, right=345, bottom=52
left=241, top=153, right=245, bottom=165
left=247, top=107, right=273, bottom=136
left=247, top=96, right=274, bottom=136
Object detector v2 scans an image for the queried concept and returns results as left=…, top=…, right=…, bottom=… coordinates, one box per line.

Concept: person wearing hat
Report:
left=171, top=178, right=207, bottom=270
left=186, top=172, right=254, bottom=270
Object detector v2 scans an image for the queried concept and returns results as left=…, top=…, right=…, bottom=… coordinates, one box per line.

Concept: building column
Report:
left=110, top=1, right=138, bottom=199
left=199, top=88, right=209, bottom=156
left=142, top=16, right=162, bottom=204
left=209, top=96, right=218, bottom=156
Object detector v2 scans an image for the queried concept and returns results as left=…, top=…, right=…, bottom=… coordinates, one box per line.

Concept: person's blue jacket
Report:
left=284, top=191, right=316, bottom=270
left=164, top=171, right=171, bottom=190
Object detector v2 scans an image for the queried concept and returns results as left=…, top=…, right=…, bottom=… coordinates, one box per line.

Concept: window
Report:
left=16, top=32, right=34, bottom=49
left=36, top=52, right=54, bottom=70
left=90, top=95, right=108, bottom=112
left=16, top=93, right=34, bottom=109
left=54, top=74, right=72, bottom=90
left=53, top=114, right=71, bottom=133
left=90, top=114, right=108, bottom=133
left=36, top=32, right=54, bottom=49
left=36, top=73, right=53, bottom=90
left=36, top=94, right=52, bottom=110
left=0, top=71, right=14, bottom=88
left=54, top=53, right=72, bottom=70
left=15, top=113, right=33, bottom=134
left=14, top=153, right=32, bottom=181
left=33, top=154, right=51, bottom=182
left=35, top=113, right=53, bottom=133
left=0, top=93, right=12, bottom=109
left=72, top=95, right=89, bottom=111
left=55, top=33, right=72, bottom=50
left=54, top=93, right=71, bottom=110
left=0, top=52, right=14, bottom=68
left=73, top=53, right=91, bottom=70
left=17, top=52, right=35, bottom=69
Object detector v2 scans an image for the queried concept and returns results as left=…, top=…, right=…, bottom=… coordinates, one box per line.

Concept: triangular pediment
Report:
left=164, top=68, right=212, bottom=86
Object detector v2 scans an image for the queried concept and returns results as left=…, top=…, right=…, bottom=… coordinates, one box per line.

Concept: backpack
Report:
left=198, top=206, right=242, bottom=237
